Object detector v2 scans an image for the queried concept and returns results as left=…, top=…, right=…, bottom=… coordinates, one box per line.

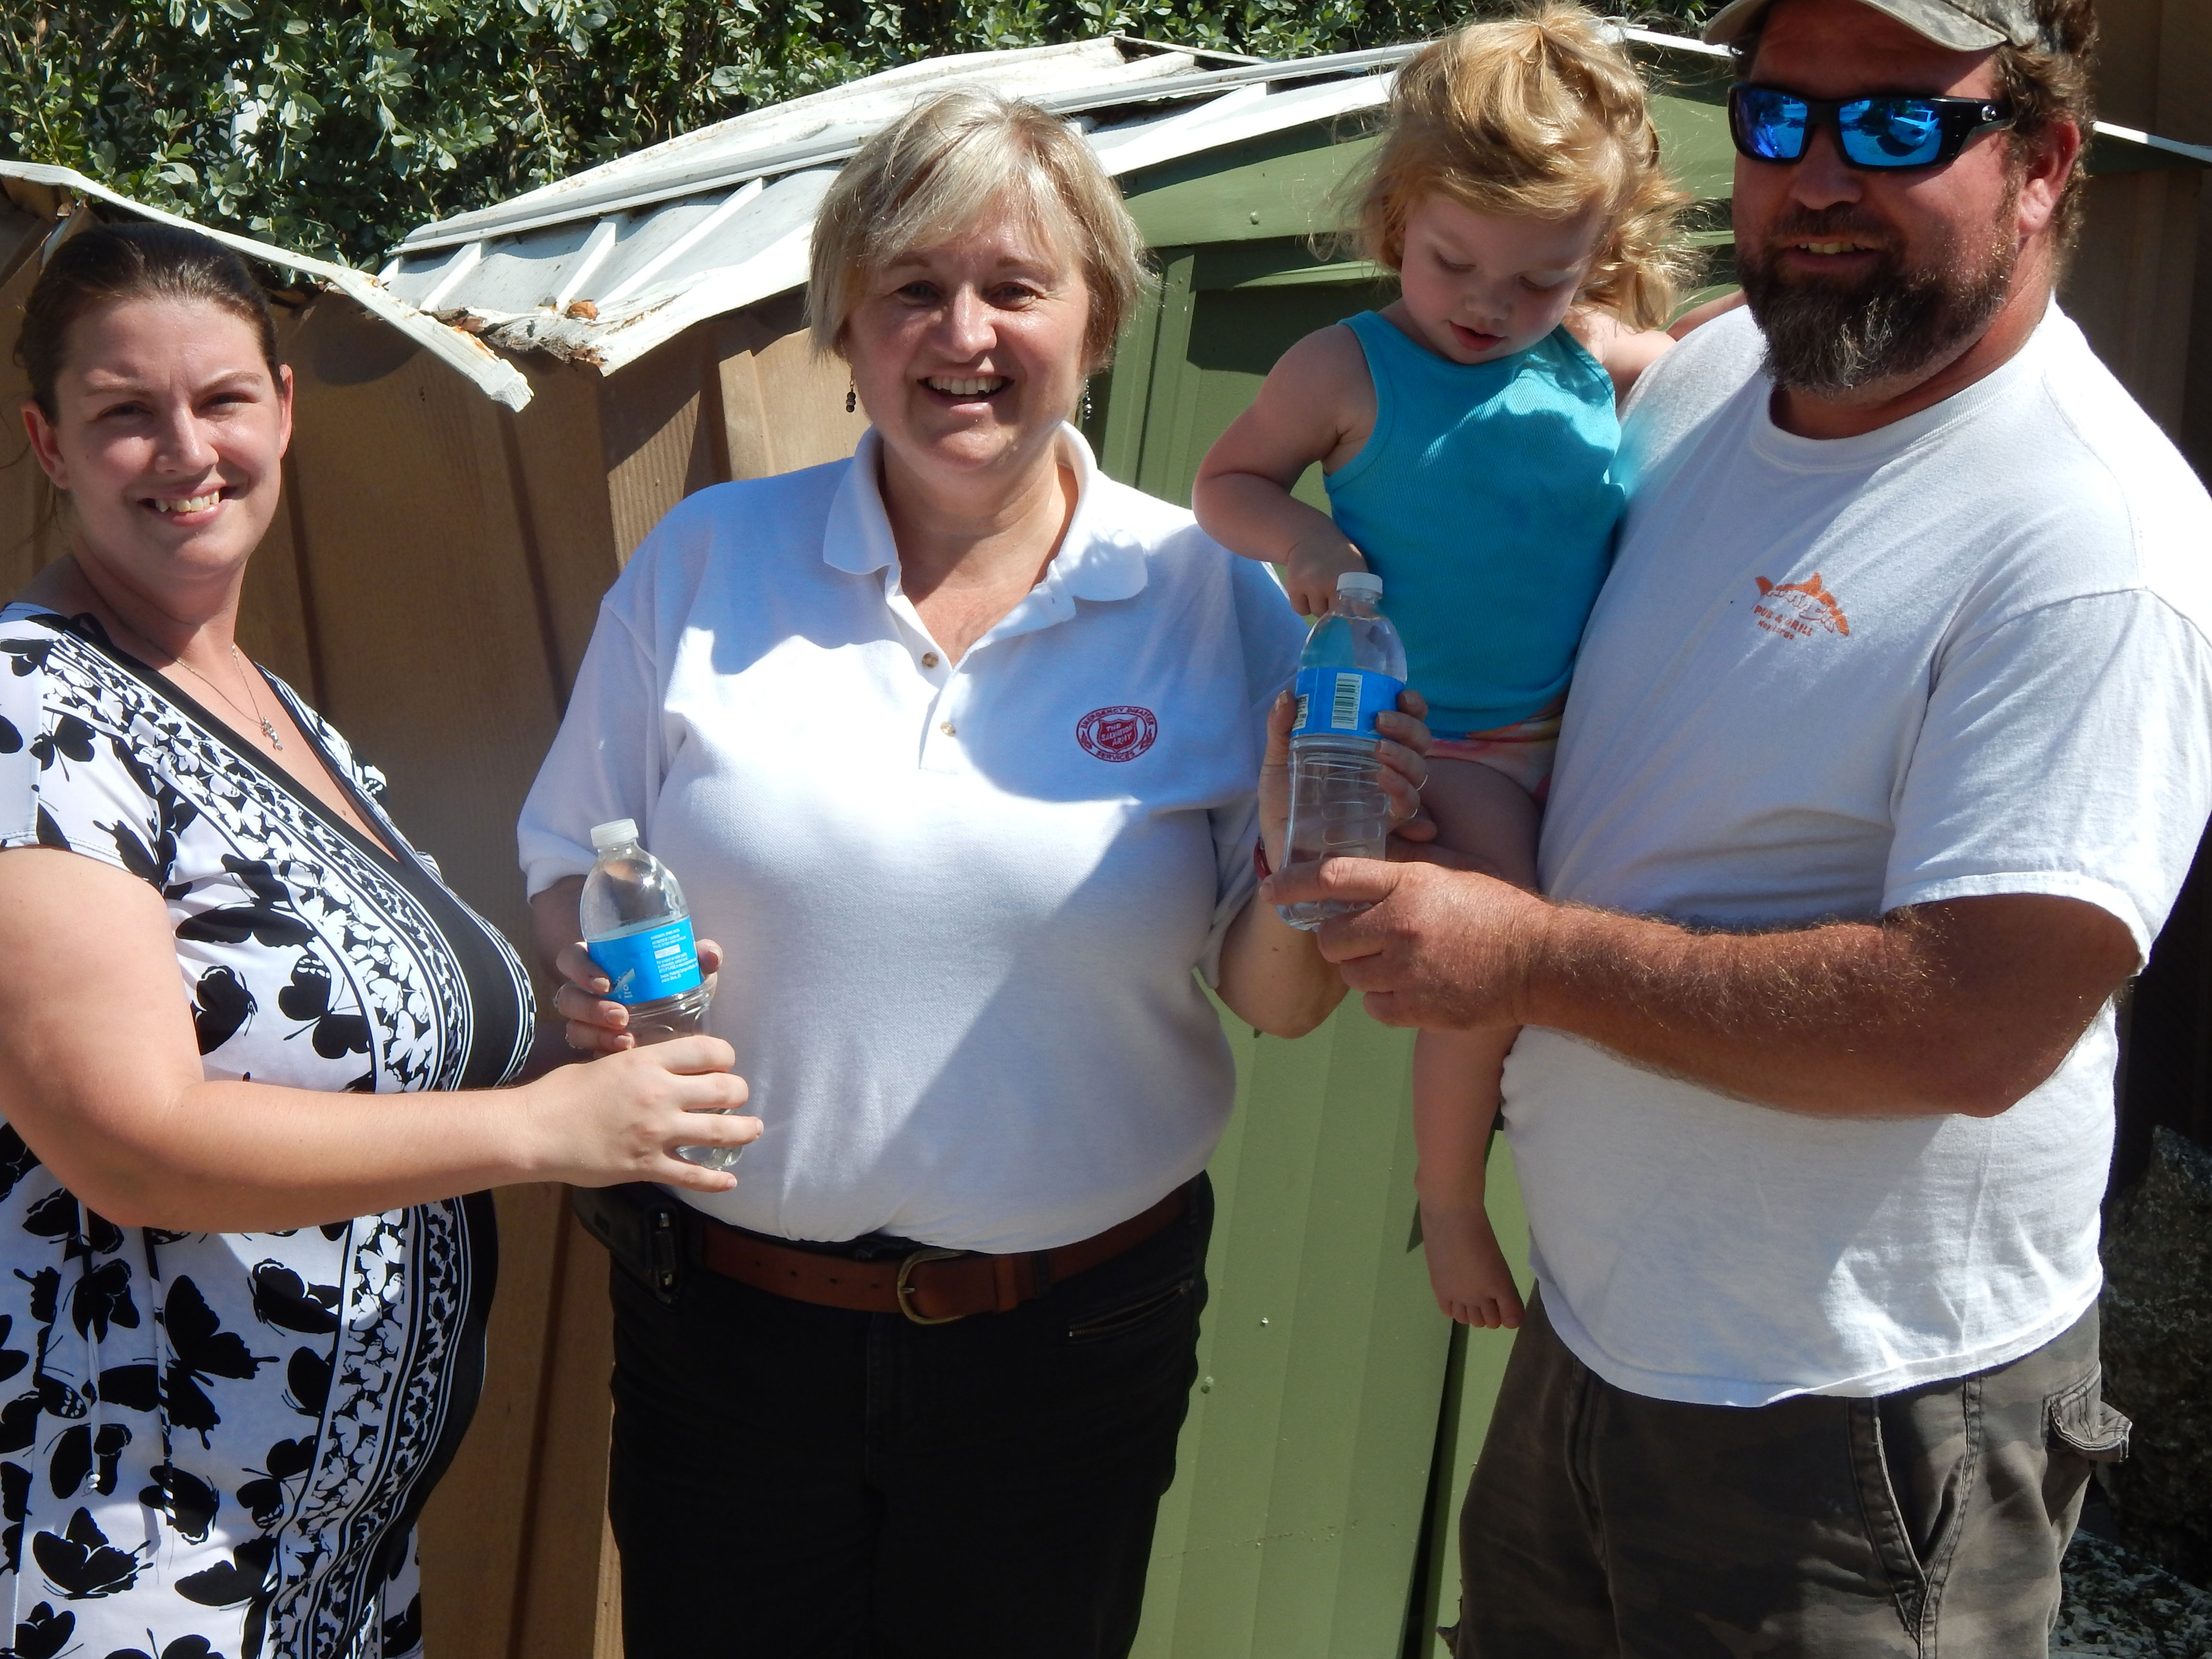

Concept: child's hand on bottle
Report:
left=1284, top=536, right=1370, bottom=618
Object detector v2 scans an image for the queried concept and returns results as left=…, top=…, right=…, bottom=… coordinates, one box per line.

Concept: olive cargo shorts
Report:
left=1450, top=1292, right=2129, bottom=1657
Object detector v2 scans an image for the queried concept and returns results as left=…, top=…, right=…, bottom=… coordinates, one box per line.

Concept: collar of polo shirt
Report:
left=822, top=427, right=1151, bottom=607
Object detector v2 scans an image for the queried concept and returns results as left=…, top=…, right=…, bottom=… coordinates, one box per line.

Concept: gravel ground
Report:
left=2055, top=1532, right=2212, bottom=1657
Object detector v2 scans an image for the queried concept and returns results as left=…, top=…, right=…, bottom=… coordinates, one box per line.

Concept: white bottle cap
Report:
left=1337, top=572, right=1383, bottom=599
left=589, top=819, right=640, bottom=851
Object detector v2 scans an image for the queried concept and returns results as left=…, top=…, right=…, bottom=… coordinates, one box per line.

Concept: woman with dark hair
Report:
left=0, top=220, right=756, bottom=1658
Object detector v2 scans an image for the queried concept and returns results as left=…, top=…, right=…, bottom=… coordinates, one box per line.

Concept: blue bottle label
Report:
left=1290, top=666, right=1404, bottom=741
left=587, top=919, right=703, bottom=1005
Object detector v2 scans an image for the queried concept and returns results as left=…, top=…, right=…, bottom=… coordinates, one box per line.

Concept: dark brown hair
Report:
left=16, top=220, right=282, bottom=419
left=1732, top=0, right=2099, bottom=246
left=1993, top=0, right=2097, bottom=246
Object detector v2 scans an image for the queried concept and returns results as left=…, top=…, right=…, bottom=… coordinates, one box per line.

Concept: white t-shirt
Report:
left=518, top=427, right=1306, bottom=1251
left=1506, top=306, right=2212, bottom=1406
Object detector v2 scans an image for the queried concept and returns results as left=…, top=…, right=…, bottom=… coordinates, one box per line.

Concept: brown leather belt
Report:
left=697, top=1185, right=1188, bottom=1324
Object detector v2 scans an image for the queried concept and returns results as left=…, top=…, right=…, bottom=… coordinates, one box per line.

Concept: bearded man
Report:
left=1266, top=0, right=2212, bottom=1652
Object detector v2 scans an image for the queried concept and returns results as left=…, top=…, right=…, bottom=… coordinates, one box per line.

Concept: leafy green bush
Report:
left=0, top=0, right=1708, bottom=266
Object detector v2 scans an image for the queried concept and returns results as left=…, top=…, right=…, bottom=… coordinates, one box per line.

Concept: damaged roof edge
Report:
left=396, top=41, right=1419, bottom=255
left=0, top=160, right=535, bottom=412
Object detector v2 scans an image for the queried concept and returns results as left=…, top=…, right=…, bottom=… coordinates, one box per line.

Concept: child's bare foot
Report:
left=1420, top=1201, right=1525, bottom=1329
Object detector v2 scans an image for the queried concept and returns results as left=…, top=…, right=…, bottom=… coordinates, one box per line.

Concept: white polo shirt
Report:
left=1505, top=307, right=2212, bottom=1405
left=519, top=428, right=1306, bottom=1250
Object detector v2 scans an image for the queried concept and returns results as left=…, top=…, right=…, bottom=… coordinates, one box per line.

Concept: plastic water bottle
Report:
left=1276, top=572, right=1407, bottom=930
left=580, top=819, right=735, bottom=1171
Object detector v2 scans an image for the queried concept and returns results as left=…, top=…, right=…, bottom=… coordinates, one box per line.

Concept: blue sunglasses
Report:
left=1728, top=84, right=2015, bottom=170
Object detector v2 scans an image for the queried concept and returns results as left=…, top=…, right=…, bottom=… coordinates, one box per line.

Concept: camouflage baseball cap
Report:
left=1703, top=0, right=2043, bottom=52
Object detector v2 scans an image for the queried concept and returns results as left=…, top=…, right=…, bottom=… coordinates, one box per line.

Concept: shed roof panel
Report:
left=367, top=26, right=2212, bottom=389
left=388, top=36, right=1424, bottom=373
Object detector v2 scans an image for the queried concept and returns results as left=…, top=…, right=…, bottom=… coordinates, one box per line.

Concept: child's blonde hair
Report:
left=1352, top=5, right=1690, bottom=330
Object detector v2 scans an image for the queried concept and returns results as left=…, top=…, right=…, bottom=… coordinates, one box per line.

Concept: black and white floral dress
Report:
left=0, top=605, right=532, bottom=1659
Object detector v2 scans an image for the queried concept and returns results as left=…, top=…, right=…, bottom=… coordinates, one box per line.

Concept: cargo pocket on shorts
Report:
left=2046, top=1369, right=2130, bottom=1463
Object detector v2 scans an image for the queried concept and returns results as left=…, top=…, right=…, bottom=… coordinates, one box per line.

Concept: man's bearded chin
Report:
left=1739, top=193, right=2019, bottom=398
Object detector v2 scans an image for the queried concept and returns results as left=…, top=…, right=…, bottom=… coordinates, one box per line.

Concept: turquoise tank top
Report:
left=1323, top=310, right=1625, bottom=734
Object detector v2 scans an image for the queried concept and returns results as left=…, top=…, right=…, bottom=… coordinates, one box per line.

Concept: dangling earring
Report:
left=845, top=378, right=856, bottom=415
left=1081, top=384, right=1094, bottom=426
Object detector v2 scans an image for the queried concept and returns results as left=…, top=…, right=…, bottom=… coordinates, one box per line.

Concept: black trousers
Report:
left=1454, top=1291, right=2130, bottom=1657
left=605, top=1178, right=1212, bottom=1659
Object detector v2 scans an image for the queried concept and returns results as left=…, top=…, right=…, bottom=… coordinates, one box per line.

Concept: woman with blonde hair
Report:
left=520, top=90, right=1431, bottom=1655
left=1199, top=4, right=1687, bottom=1334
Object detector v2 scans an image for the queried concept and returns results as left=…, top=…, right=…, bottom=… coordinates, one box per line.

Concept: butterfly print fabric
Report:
left=0, top=606, right=532, bottom=1659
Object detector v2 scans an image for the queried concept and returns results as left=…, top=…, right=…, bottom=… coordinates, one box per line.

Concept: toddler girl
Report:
left=1195, top=5, right=1686, bottom=1327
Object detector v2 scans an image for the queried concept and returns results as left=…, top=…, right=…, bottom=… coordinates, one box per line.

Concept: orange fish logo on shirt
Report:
left=1753, top=573, right=1851, bottom=640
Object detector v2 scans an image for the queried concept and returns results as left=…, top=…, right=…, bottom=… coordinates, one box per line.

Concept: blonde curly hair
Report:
left=1352, top=5, right=1691, bottom=330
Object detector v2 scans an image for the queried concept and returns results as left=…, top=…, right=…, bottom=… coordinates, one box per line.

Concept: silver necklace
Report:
left=171, top=646, right=284, bottom=751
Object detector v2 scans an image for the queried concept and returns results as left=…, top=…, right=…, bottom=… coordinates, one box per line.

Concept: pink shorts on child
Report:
left=1429, top=697, right=1564, bottom=805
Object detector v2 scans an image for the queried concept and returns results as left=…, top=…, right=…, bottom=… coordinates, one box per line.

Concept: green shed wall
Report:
left=1086, top=72, right=1748, bottom=1659
left=1130, top=1008, right=1530, bottom=1659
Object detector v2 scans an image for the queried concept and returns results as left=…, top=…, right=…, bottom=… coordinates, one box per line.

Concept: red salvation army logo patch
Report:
left=1076, top=706, right=1158, bottom=762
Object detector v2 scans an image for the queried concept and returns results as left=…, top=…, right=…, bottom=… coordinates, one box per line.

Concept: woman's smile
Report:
left=141, top=482, right=239, bottom=522
left=922, top=374, right=1012, bottom=402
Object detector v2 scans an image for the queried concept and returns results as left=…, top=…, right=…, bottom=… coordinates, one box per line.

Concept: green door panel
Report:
left=1117, top=86, right=1737, bottom=253
left=1096, top=257, right=1394, bottom=514
left=1648, top=91, right=1739, bottom=205
left=1178, top=283, right=1346, bottom=515
left=1135, top=1005, right=1442, bottom=1659
left=1088, top=240, right=1528, bottom=1659
left=1092, top=73, right=1741, bottom=1644
left=1407, top=1137, right=1531, bottom=1655
left=1133, top=1004, right=1533, bottom=1659
left=1122, top=121, right=1383, bottom=249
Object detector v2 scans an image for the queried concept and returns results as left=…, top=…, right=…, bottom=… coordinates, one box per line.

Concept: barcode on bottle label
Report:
left=1289, top=666, right=1405, bottom=741
left=1330, top=673, right=1361, bottom=730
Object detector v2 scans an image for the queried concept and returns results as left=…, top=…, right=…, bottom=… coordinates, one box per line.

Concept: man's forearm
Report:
left=1519, top=905, right=1947, bottom=1115
left=1273, top=860, right=2138, bottom=1121
left=1518, top=896, right=2126, bottom=1119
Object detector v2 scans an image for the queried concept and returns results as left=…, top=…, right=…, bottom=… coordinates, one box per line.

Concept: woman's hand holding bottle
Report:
left=551, top=936, right=724, bottom=1055
left=517, top=1036, right=757, bottom=1194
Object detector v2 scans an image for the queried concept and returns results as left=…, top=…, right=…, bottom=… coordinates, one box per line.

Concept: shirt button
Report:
left=921, top=651, right=940, bottom=669
left=939, top=721, right=956, bottom=736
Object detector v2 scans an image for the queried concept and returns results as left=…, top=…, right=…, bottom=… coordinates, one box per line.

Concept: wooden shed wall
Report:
left=305, top=294, right=866, bottom=1659
left=2082, top=0, right=2212, bottom=1197
left=2094, top=0, right=2212, bottom=466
